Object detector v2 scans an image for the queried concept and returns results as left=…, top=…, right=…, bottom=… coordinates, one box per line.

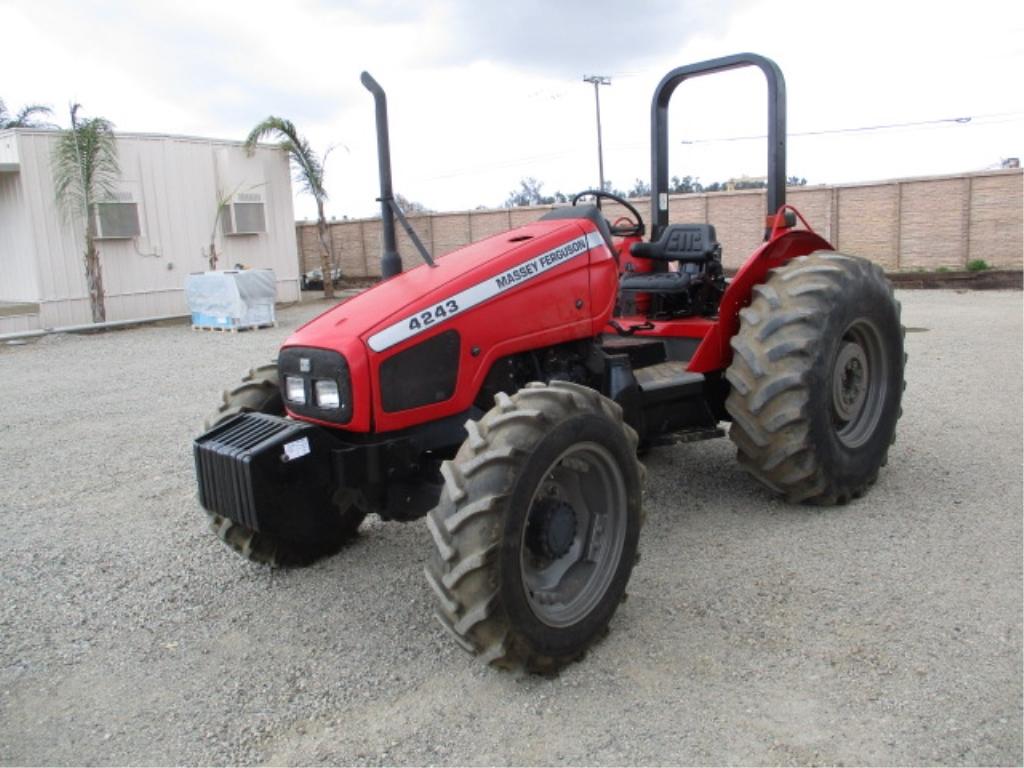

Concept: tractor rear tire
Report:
left=725, top=251, right=905, bottom=505
left=424, top=381, right=644, bottom=674
left=202, top=363, right=366, bottom=567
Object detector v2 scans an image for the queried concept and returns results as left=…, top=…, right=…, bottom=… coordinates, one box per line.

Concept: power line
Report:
left=412, top=146, right=591, bottom=183
left=406, top=110, right=1022, bottom=185
left=681, top=112, right=1024, bottom=144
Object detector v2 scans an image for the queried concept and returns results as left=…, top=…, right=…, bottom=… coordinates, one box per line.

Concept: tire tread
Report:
left=425, top=380, right=644, bottom=673
left=725, top=251, right=905, bottom=504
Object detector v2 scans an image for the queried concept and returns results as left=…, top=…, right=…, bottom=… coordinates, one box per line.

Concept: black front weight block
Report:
left=194, top=413, right=341, bottom=543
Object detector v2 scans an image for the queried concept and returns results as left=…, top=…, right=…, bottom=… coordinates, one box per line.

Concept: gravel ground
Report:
left=1, top=289, right=1021, bottom=766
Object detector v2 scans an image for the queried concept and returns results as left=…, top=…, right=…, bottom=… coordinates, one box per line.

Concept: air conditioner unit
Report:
left=94, top=191, right=141, bottom=239
left=221, top=191, right=267, bottom=235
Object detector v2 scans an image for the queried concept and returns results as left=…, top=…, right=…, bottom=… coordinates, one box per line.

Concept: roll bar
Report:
left=650, top=53, right=786, bottom=241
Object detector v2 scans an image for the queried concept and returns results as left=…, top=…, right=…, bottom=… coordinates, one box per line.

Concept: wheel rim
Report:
left=831, top=319, right=888, bottom=449
left=520, top=442, right=628, bottom=628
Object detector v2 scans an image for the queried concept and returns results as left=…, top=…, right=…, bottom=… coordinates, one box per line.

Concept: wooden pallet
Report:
left=191, top=322, right=276, bottom=333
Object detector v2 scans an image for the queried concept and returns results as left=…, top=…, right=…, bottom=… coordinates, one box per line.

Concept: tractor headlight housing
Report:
left=277, top=347, right=352, bottom=424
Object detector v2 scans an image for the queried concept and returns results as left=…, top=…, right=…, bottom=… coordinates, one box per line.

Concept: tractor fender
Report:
left=687, top=229, right=833, bottom=373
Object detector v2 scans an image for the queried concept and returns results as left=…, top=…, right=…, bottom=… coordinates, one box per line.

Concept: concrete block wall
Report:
left=969, top=174, right=1024, bottom=268
left=836, top=185, right=900, bottom=271
left=296, top=169, right=1022, bottom=278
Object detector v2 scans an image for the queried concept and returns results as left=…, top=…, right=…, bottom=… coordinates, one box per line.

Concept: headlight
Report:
left=278, top=347, right=352, bottom=425
left=314, top=379, right=341, bottom=409
left=285, top=376, right=306, bottom=404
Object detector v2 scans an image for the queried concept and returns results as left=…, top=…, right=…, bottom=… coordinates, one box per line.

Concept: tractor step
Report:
left=632, top=362, right=705, bottom=403
left=649, top=426, right=726, bottom=446
left=600, top=334, right=667, bottom=369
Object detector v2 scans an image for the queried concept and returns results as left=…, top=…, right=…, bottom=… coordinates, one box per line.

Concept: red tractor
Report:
left=195, top=53, right=905, bottom=673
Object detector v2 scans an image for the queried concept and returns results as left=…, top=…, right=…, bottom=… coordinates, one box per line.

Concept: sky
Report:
left=2, top=0, right=1022, bottom=221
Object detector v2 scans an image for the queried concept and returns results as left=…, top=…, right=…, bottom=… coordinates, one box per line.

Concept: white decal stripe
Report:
left=367, top=233, right=596, bottom=352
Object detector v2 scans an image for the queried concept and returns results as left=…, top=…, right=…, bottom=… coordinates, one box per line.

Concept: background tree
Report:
left=203, top=183, right=243, bottom=271
left=730, top=178, right=767, bottom=191
left=394, top=193, right=432, bottom=214
left=504, top=177, right=568, bottom=207
left=504, top=177, right=547, bottom=207
left=244, top=117, right=338, bottom=298
left=599, top=180, right=627, bottom=198
left=627, top=178, right=651, bottom=198
left=52, top=104, right=120, bottom=323
left=668, top=175, right=703, bottom=193
left=502, top=172, right=809, bottom=209
left=0, top=99, right=54, bottom=129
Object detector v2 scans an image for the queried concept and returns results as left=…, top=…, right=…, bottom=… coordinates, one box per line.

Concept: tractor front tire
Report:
left=425, top=381, right=644, bottom=674
left=202, top=363, right=366, bottom=567
left=725, top=251, right=905, bottom=505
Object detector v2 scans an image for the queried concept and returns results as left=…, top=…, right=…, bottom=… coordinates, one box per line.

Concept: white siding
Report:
left=0, top=166, right=39, bottom=302
left=0, top=313, right=41, bottom=334
left=0, top=131, right=18, bottom=168
left=5, top=130, right=300, bottom=328
left=17, top=132, right=84, bottom=326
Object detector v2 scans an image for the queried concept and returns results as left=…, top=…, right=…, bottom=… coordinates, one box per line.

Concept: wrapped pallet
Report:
left=185, top=269, right=277, bottom=331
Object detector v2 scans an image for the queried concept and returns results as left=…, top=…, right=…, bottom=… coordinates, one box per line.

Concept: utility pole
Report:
left=583, top=75, right=611, bottom=193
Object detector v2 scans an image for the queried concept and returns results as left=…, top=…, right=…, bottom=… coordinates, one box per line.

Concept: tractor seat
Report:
left=620, top=270, right=692, bottom=294
left=630, top=224, right=720, bottom=264
left=539, top=204, right=616, bottom=253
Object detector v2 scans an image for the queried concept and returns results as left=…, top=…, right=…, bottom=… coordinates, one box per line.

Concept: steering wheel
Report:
left=571, top=189, right=645, bottom=237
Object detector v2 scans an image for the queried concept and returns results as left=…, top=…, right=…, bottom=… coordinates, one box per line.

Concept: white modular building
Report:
left=0, top=129, right=301, bottom=334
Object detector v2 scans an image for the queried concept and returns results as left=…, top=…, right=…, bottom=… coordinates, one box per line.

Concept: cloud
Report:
left=7, top=0, right=435, bottom=135
left=4, top=0, right=1020, bottom=221
left=431, top=0, right=745, bottom=76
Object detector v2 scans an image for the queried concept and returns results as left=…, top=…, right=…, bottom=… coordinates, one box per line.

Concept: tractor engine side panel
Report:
left=364, top=223, right=611, bottom=433
left=588, top=236, right=620, bottom=334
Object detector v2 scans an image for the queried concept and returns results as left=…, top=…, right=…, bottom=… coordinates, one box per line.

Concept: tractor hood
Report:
left=283, top=216, right=597, bottom=353
left=281, top=213, right=613, bottom=434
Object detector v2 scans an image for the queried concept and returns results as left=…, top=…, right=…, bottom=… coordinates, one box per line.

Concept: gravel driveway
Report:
left=1, top=289, right=1021, bottom=766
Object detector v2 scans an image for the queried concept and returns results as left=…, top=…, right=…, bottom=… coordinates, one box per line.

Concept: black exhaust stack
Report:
left=361, top=71, right=402, bottom=279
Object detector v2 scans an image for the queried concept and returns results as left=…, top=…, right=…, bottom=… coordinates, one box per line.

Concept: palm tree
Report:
left=0, top=99, right=54, bottom=129
left=244, top=117, right=338, bottom=298
left=52, top=104, right=121, bottom=323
